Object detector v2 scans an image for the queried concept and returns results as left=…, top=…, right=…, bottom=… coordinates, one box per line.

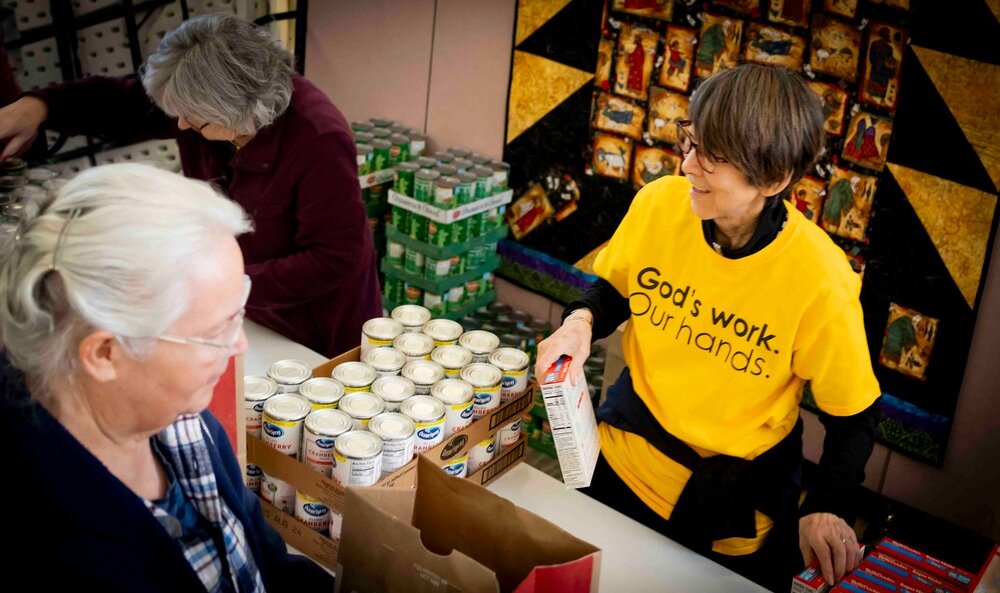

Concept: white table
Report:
left=244, top=320, right=768, bottom=592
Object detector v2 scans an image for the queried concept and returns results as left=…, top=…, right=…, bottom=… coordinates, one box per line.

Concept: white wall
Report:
left=305, top=0, right=514, bottom=159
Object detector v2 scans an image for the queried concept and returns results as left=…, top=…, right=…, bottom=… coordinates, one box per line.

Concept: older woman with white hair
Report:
left=0, top=13, right=381, bottom=358
left=0, top=164, right=333, bottom=591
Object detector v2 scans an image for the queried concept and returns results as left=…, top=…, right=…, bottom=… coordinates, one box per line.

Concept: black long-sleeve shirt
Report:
left=566, top=196, right=880, bottom=523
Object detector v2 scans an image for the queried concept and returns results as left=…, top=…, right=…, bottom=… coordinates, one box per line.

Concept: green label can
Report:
left=371, top=139, right=392, bottom=172
left=471, top=166, right=494, bottom=199
left=423, top=291, right=445, bottom=316
left=414, top=170, right=440, bottom=203
left=482, top=272, right=495, bottom=295
left=456, top=173, right=476, bottom=205
left=452, top=158, right=474, bottom=174
left=446, top=285, right=465, bottom=312
left=434, top=177, right=459, bottom=209
left=408, top=214, right=427, bottom=242
left=391, top=205, right=408, bottom=233
left=394, top=162, right=420, bottom=197
left=389, top=133, right=411, bottom=165
left=450, top=217, right=469, bottom=243
left=407, top=132, right=426, bottom=158
left=404, top=283, right=423, bottom=305
left=484, top=207, right=500, bottom=230
left=404, top=249, right=425, bottom=275
left=356, top=144, right=373, bottom=175
left=433, top=151, right=454, bottom=165
left=424, top=256, right=451, bottom=280
left=387, top=241, right=405, bottom=267
left=426, top=219, right=451, bottom=247
left=449, top=254, right=465, bottom=276
left=434, top=164, right=458, bottom=178
left=468, top=245, right=486, bottom=269
left=463, top=279, right=481, bottom=304
left=489, top=161, right=510, bottom=191
left=384, top=276, right=403, bottom=304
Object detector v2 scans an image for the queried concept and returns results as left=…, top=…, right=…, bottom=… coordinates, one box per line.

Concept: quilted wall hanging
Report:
left=501, top=0, right=1000, bottom=465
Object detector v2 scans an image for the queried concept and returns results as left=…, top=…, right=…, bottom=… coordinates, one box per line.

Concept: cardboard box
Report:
left=539, top=356, right=600, bottom=488
left=972, top=544, right=999, bottom=593
left=247, top=346, right=534, bottom=571
left=336, top=456, right=601, bottom=593
left=847, top=568, right=903, bottom=592
left=792, top=565, right=831, bottom=593
left=876, top=539, right=975, bottom=591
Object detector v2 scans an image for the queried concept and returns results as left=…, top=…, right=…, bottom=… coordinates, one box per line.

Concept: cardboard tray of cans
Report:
left=385, top=223, right=509, bottom=259
left=388, top=189, right=513, bottom=224
left=359, top=168, right=396, bottom=189
left=380, top=253, right=500, bottom=294
left=246, top=346, right=534, bottom=571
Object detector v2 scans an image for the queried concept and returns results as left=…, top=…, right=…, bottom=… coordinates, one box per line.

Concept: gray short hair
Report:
left=689, top=64, right=825, bottom=193
left=0, top=164, right=252, bottom=402
left=142, top=13, right=294, bottom=136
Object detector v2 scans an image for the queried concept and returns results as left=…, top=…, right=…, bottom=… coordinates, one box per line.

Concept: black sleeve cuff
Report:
left=562, top=277, right=630, bottom=341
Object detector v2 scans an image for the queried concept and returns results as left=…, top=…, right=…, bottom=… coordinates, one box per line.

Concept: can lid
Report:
left=414, top=169, right=441, bottom=181
left=305, top=408, right=353, bottom=436
left=332, top=362, right=377, bottom=388
left=352, top=120, right=375, bottom=131
left=389, top=133, right=410, bottom=144
left=401, top=395, right=446, bottom=422
left=371, top=139, right=392, bottom=148
left=489, top=161, right=511, bottom=171
left=436, top=176, right=460, bottom=189
left=416, top=156, right=437, bottom=168
left=356, top=143, right=373, bottom=154
left=471, top=166, right=494, bottom=178
left=447, top=147, right=472, bottom=158
left=431, top=345, right=473, bottom=369
left=459, top=330, right=500, bottom=354
left=334, top=430, right=383, bottom=458
left=432, top=151, right=454, bottom=162
left=263, top=393, right=312, bottom=422
left=0, top=158, right=27, bottom=171
left=395, top=161, right=421, bottom=173
left=363, top=317, right=404, bottom=340
left=456, top=171, right=477, bottom=183
left=369, top=118, right=394, bottom=127
left=362, top=346, right=407, bottom=371
left=407, top=131, right=427, bottom=141
left=452, top=158, right=474, bottom=169
left=470, top=154, right=491, bottom=165
left=267, top=359, right=312, bottom=385
left=339, top=391, right=386, bottom=419
left=26, top=167, right=58, bottom=182
left=422, top=318, right=463, bottom=342
left=369, top=412, right=416, bottom=440
left=488, top=347, right=530, bottom=372
left=372, top=375, right=416, bottom=402
left=299, top=377, right=346, bottom=404
left=434, top=164, right=458, bottom=176
left=244, top=375, right=278, bottom=401
left=431, top=379, right=474, bottom=405
left=354, top=132, right=374, bottom=143
left=460, top=363, right=503, bottom=388
left=0, top=176, right=26, bottom=190
left=393, top=332, right=435, bottom=356
left=401, top=360, right=445, bottom=385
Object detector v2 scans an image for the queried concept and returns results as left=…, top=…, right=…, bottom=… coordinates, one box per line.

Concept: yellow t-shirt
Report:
left=593, top=175, right=880, bottom=555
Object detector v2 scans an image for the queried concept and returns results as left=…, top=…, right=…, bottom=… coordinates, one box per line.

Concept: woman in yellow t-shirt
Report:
left=536, top=64, right=881, bottom=592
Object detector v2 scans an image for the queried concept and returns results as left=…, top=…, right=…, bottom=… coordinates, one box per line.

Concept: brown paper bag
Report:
left=335, top=456, right=601, bottom=593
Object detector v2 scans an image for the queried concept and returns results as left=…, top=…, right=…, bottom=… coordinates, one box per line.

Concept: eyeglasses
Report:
left=675, top=120, right=730, bottom=172
left=157, top=275, right=251, bottom=352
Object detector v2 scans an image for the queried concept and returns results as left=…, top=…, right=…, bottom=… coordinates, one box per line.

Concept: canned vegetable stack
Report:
left=382, top=145, right=511, bottom=321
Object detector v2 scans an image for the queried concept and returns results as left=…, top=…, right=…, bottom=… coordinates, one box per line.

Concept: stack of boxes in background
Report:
left=381, top=148, right=512, bottom=318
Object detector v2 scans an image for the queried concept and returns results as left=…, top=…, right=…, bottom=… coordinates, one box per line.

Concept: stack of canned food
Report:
left=381, top=147, right=511, bottom=318
left=0, top=160, right=65, bottom=227
left=244, top=304, right=531, bottom=541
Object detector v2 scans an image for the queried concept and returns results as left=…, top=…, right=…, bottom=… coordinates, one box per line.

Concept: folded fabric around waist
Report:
left=596, top=367, right=802, bottom=549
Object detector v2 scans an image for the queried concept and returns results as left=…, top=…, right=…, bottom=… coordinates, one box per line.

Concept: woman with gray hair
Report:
left=0, top=13, right=381, bottom=358
left=0, top=163, right=333, bottom=591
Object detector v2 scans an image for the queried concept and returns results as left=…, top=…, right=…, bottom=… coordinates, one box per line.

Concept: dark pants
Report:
left=579, top=447, right=805, bottom=592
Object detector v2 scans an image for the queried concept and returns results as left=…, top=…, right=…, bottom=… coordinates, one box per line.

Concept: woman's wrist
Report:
left=564, top=308, right=594, bottom=327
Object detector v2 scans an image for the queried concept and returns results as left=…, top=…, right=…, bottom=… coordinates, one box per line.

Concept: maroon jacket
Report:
left=34, top=75, right=381, bottom=357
